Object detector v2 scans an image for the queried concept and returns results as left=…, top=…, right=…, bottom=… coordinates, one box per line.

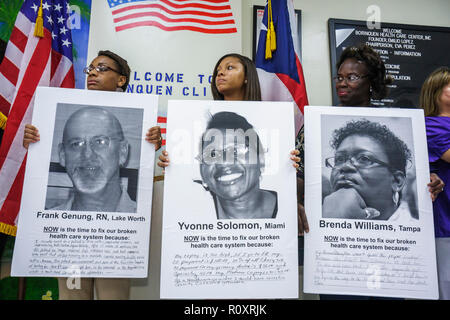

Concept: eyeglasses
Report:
left=83, top=65, right=121, bottom=75
left=325, top=152, right=391, bottom=170
left=333, top=74, right=368, bottom=83
left=65, top=135, right=118, bottom=152
left=197, top=144, right=254, bottom=165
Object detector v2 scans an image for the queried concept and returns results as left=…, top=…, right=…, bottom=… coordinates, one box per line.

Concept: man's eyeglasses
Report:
left=333, top=74, right=368, bottom=83
left=325, top=153, right=391, bottom=170
left=65, top=135, right=118, bottom=152
left=83, top=65, right=121, bottom=75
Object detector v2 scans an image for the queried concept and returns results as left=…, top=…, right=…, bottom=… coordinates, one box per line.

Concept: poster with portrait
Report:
left=160, top=100, right=299, bottom=299
left=11, top=87, right=158, bottom=278
left=303, top=106, right=438, bottom=299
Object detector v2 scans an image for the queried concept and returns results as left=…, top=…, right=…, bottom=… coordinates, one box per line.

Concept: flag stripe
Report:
left=0, top=58, right=20, bottom=86
left=0, top=31, right=51, bottom=170
left=114, top=11, right=234, bottom=25
left=60, top=65, right=75, bottom=88
left=114, top=4, right=234, bottom=19
left=0, top=158, right=26, bottom=228
left=51, top=50, right=63, bottom=81
left=0, top=94, right=12, bottom=116
left=3, top=42, right=24, bottom=69
left=112, top=1, right=231, bottom=15
left=116, top=20, right=236, bottom=33
left=9, top=26, right=28, bottom=53
left=109, top=0, right=236, bottom=34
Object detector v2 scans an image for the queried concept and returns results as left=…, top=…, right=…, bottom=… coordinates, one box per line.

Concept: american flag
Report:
left=107, top=0, right=237, bottom=34
left=0, top=0, right=75, bottom=236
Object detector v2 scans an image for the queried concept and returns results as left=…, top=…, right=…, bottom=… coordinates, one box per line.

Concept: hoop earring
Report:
left=392, top=191, right=399, bottom=207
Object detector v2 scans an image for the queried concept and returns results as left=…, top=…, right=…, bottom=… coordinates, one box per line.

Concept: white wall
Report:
left=241, top=0, right=450, bottom=106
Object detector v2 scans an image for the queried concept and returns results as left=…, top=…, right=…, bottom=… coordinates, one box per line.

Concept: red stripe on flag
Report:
left=0, top=31, right=52, bottom=170
left=0, top=57, right=20, bottom=86
left=114, top=11, right=235, bottom=25
left=0, top=95, right=11, bottom=116
left=0, top=157, right=26, bottom=225
left=275, top=56, right=309, bottom=115
left=113, top=4, right=233, bottom=18
left=157, top=116, right=167, bottom=123
left=9, top=26, right=28, bottom=53
left=160, top=0, right=231, bottom=10
left=160, top=128, right=166, bottom=134
left=60, top=66, right=75, bottom=88
left=116, top=21, right=236, bottom=33
left=51, top=50, right=62, bottom=80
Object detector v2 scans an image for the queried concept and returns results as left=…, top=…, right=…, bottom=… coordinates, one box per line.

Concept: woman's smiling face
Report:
left=199, top=128, right=261, bottom=201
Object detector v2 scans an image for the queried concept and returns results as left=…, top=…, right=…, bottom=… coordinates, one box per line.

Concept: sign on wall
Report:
left=328, top=18, right=450, bottom=108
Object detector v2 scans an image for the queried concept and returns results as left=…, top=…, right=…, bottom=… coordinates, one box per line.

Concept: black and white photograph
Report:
left=321, top=115, right=418, bottom=222
left=303, top=106, right=438, bottom=300
left=45, top=103, right=143, bottom=213
left=195, top=111, right=278, bottom=219
left=11, top=87, right=158, bottom=278
left=160, top=100, right=299, bottom=299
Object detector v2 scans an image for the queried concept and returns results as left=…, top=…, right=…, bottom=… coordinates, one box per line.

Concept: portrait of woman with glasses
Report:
left=195, top=111, right=277, bottom=220
left=321, top=118, right=415, bottom=222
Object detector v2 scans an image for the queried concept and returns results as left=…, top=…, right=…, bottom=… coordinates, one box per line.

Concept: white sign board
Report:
left=303, top=106, right=438, bottom=299
left=160, top=100, right=299, bottom=299
left=12, top=87, right=158, bottom=278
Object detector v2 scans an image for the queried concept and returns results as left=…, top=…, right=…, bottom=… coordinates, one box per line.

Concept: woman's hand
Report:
left=23, top=124, right=40, bottom=149
left=145, top=126, right=162, bottom=151
left=323, top=188, right=371, bottom=219
left=290, top=149, right=300, bottom=169
left=157, top=150, right=170, bottom=172
left=428, top=173, right=445, bottom=201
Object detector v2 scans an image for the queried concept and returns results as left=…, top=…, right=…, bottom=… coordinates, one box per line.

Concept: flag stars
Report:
left=42, top=1, right=51, bottom=11
left=46, top=15, right=53, bottom=25
left=51, top=31, right=57, bottom=40
left=62, top=38, right=71, bottom=48
left=60, top=25, right=68, bottom=35
left=31, top=3, right=38, bottom=12
left=57, top=16, right=65, bottom=24
left=66, top=2, right=72, bottom=14
left=54, top=3, right=62, bottom=12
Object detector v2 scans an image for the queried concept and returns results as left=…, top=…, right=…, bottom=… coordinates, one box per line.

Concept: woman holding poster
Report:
left=420, top=66, right=450, bottom=300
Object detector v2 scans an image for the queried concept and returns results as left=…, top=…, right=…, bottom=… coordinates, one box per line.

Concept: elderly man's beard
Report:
left=69, top=165, right=111, bottom=195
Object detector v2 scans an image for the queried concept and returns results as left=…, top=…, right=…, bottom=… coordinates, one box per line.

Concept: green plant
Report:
left=0, top=0, right=23, bottom=42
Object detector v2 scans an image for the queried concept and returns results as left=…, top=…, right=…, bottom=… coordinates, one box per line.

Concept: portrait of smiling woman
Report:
left=196, top=111, right=277, bottom=220
left=322, top=118, right=415, bottom=222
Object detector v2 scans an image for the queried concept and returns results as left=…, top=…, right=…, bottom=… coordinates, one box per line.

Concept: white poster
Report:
left=11, top=87, right=158, bottom=278
left=303, top=106, right=438, bottom=299
left=160, top=100, right=299, bottom=299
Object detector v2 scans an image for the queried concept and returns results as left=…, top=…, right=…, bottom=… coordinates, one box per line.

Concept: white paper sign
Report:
left=303, top=106, right=438, bottom=299
left=11, top=87, right=158, bottom=278
left=160, top=100, right=299, bottom=299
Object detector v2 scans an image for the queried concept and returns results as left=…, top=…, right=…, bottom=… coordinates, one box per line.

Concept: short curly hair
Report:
left=337, top=44, right=393, bottom=100
left=330, top=119, right=411, bottom=174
